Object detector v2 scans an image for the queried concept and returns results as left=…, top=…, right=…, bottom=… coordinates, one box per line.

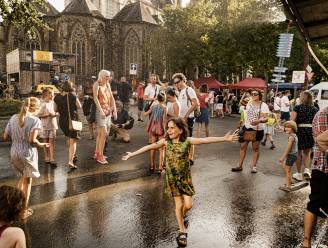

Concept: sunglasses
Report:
left=173, top=79, right=181, bottom=84
left=251, top=92, right=259, bottom=96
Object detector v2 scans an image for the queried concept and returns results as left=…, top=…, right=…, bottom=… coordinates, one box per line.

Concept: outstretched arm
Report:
left=188, top=131, right=238, bottom=145
left=122, top=139, right=166, bottom=160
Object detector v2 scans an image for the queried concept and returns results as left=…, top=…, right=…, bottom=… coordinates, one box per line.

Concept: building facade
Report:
left=0, top=0, right=177, bottom=85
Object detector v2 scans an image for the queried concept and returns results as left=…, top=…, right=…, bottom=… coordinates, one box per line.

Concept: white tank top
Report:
left=167, top=101, right=180, bottom=117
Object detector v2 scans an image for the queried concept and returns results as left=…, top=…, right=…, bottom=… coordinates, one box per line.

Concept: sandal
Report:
left=49, top=161, right=57, bottom=168
left=231, top=166, right=243, bottom=172
left=176, top=232, right=187, bottom=247
left=68, top=163, right=78, bottom=169
left=184, top=218, right=189, bottom=229
left=73, top=156, right=78, bottom=163
left=251, top=167, right=257, bottom=173
left=279, top=184, right=291, bottom=192
left=21, top=208, right=34, bottom=219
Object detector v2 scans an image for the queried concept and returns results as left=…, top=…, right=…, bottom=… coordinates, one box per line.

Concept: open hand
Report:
left=224, top=131, right=239, bottom=142
left=122, top=152, right=132, bottom=161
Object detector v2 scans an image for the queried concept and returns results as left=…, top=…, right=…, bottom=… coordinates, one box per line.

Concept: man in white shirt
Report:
left=280, top=90, right=291, bottom=122
left=143, top=74, right=161, bottom=104
left=173, top=73, right=198, bottom=137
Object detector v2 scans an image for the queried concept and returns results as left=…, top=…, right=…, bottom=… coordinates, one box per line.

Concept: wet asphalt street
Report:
left=0, top=108, right=327, bottom=248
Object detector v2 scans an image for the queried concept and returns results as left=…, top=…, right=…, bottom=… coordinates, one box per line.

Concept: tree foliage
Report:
left=147, top=0, right=312, bottom=82
left=0, top=0, right=48, bottom=34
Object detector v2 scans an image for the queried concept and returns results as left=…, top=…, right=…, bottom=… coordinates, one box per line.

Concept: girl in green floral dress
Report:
left=122, top=117, right=238, bottom=247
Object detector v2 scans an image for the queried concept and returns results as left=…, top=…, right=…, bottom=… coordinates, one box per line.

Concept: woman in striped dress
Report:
left=3, top=97, right=49, bottom=219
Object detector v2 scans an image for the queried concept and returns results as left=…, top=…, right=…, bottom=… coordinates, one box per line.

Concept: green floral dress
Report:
left=165, top=139, right=195, bottom=197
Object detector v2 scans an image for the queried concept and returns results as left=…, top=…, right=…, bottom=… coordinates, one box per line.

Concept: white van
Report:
left=310, top=82, right=328, bottom=109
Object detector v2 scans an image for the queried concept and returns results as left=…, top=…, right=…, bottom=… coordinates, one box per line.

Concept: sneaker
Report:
left=96, top=155, right=108, bottom=165
left=303, top=168, right=311, bottom=180
left=292, top=172, right=303, bottom=181
left=261, top=141, right=266, bottom=146
left=270, top=144, right=276, bottom=150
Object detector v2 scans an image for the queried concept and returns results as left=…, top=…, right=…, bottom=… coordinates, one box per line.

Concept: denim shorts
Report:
left=96, top=110, right=111, bottom=132
left=285, top=153, right=297, bottom=166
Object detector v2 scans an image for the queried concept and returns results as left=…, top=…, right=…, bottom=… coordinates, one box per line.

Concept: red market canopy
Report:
left=194, top=77, right=226, bottom=89
left=229, top=78, right=266, bottom=89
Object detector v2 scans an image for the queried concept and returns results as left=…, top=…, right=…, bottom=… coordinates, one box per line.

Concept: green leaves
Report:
left=0, top=0, right=49, bottom=33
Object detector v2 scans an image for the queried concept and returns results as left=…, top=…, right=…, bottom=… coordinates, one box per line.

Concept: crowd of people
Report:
left=1, top=70, right=327, bottom=248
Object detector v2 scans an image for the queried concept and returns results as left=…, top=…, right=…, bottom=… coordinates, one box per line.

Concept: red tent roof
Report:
left=229, top=78, right=266, bottom=89
left=194, top=77, right=226, bottom=89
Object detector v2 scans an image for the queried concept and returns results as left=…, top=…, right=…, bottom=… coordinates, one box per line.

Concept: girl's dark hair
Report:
left=251, top=88, right=263, bottom=100
left=165, top=117, right=189, bottom=142
left=157, top=92, right=166, bottom=102
left=62, top=81, right=74, bottom=92
left=166, top=87, right=177, bottom=97
left=0, top=185, right=26, bottom=223
left=200, top=84, right=208, bottom=93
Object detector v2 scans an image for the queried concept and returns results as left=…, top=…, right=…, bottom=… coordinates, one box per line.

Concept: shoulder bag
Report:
left=143, top=86, right=158, bottom=112
left=186, top=87, right=201, bottom=118
left=67, top=94, right=83, bottom=131
left=243, top=102, right=262, bottom=142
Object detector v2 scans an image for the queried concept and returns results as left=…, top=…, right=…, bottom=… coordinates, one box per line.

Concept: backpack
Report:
left=185, top=87, right=201, bottom=117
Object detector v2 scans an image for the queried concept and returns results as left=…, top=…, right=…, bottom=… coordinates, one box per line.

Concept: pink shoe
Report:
left=96, top=155, right=108, bottom=165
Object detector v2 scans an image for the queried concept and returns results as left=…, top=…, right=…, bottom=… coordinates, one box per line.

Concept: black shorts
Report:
left=187, top=117, right=195, bottom=137
left=137, top=99, right=144, bottom=111
left=281, top=111, right=290, bottom=121
left=285, top=154, right=297, bottom=166
left=307, top=170, right=328, bottom=218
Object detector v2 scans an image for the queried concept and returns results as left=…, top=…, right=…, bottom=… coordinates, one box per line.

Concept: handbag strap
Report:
left=256, top=102, right=262, bottom=131
left=66, top=94, right=72, bottom=122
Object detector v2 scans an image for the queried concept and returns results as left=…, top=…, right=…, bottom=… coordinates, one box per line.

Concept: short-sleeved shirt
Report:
left=311, top=107, right=328, bottom=173
left=5, top=114, right=42, bottom=177
left=118, top=82, right=132, bottom=103
left=197, top=93, right=208, bottom=109
left=144, top=84, right=161, bottom=100
left=244, top=102, right=269, bottom=130
left=137, top=85, right=144, bottom=99
left=274, top=96, right=281, bottom=111
left=178, top=87, right=197, bottom=118
left=38, top=100, right=58, bottom=130
left=280, top=95, right=290, bottom=112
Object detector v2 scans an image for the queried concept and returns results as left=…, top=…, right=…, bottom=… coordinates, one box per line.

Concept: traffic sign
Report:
left=292, top=71, right=305, bottom=84
left=271, top=79, right=285, bottom=83
left=274, top=67, right=288, bottom=73
left=130, top=63, right=137, bottom=75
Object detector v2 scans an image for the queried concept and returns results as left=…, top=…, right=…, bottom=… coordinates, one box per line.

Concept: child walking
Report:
left=38, top=88, right=58, bottom=168
left=145, top=92, right=167, bottom=174
left=3, top=97, right=49, bottom=218
left=278, top=121, right=298, bottom=192
left=122, top=117, right=238, bottom=247
left=261, top=105, right=279, bottom=149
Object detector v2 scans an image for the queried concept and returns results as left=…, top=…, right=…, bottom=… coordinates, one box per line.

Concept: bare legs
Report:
left=282, top=164, right=292, bottom=187
left=303, top=210, right=317, bottom=248
left=68, top=138, right=77, bottom=166
left=196, top=123, right=209, bottom=137
left=88, top=122, right=95, bottom=139
left=174, top=195, right=192, bottom=233
left=238, top=141, right=260, bottom=169
left=296, top=148, right=312, bottom=173
left=95, top=126, right=108, bottom=161
left=17, top=177, right=32, bottom=208
left=149, top=135, right=164, bottom=171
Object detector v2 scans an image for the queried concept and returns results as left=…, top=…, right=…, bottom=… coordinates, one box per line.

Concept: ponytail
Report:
left=18, top=98, right=30, bottom=127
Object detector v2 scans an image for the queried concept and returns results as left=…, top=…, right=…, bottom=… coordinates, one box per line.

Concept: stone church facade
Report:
left=0, top=0, right=176, bottom=85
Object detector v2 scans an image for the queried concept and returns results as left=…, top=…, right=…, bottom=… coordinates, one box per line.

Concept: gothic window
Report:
left=71, top=23, right=86, bottom=75
left=95, top=26, right=105, bottom=73
left=124, top=29, right=139, bottom=76
left=8, top=27, right=41, bottom=51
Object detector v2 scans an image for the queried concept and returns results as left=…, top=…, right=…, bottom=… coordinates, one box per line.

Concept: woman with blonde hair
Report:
left=93, top=70, right=117, bottom=164
left=3, top=97, right=49, bottom=218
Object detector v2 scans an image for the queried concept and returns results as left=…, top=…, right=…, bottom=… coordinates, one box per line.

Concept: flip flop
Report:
left=68, top=163, right=77, bottom=169
left=279, top=185, right=291, bottom=192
